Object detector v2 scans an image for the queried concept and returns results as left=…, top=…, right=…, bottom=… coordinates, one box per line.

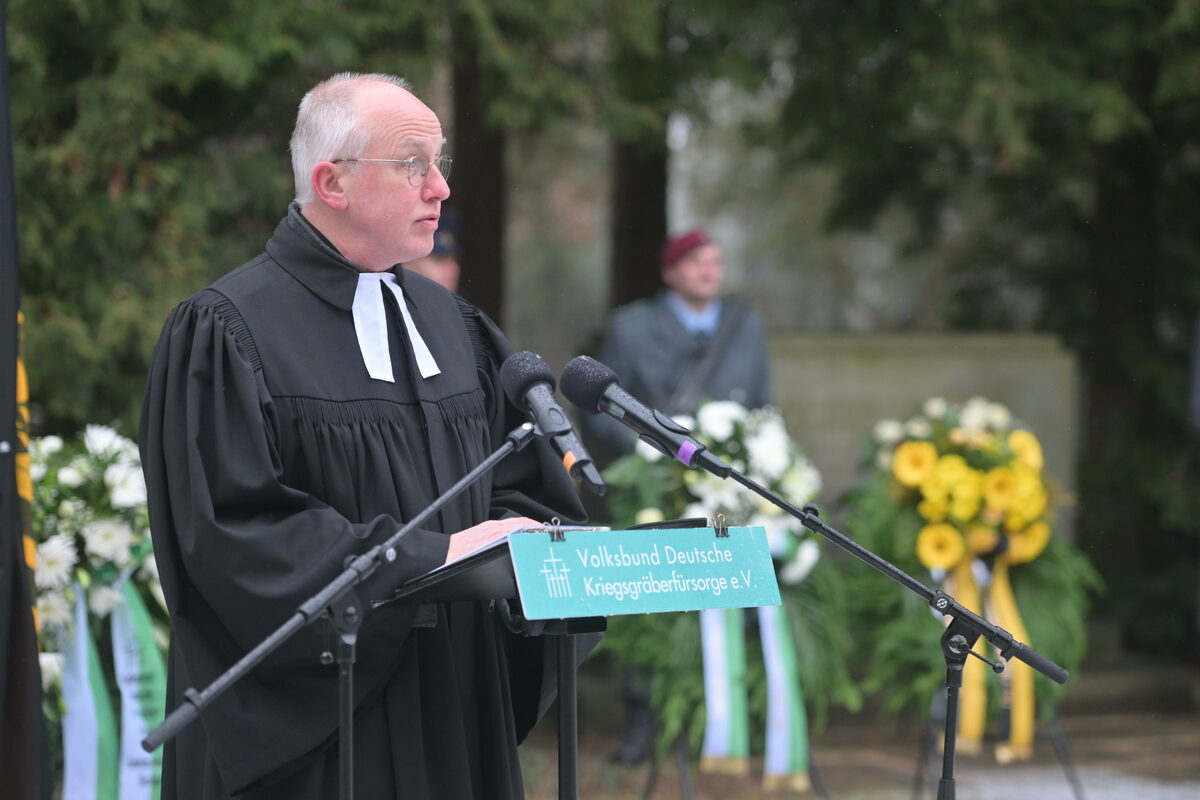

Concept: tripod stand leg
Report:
left=639, top=749, right=661, bottom=800
left=1046, top=711, right=1087, bottom=800
left=809, top=757, right=832, bottom=800
left=675, top=732, right=695, bottom=800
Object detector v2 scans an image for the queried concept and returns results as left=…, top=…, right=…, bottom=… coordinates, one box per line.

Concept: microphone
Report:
left=559, top=355, right=731, bottom=478
left=499, top=351, right=606, bottom=495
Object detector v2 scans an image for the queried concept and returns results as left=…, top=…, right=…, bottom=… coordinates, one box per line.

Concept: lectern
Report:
left=387, top=522, right=781, bottom=800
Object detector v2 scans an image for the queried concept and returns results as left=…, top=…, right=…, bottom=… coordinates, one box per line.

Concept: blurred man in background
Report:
left=584, top=227, right=772, bottom=462
left=583, top=227, right=772, bottom=763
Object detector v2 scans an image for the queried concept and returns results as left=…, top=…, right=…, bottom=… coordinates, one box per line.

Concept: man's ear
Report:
left=311, top=162, right=349, bottom=211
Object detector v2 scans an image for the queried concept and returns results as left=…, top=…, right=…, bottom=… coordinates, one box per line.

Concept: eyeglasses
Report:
left=333, top=154, right=452, bottom=187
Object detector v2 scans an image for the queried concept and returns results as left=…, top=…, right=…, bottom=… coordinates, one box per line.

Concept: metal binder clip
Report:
left=546, top=517, right=566, bottom=542
left=713, top=513, right=729, bottom=538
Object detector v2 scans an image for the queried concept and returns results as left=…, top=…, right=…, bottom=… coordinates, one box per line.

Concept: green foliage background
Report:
left=7, top=0, right=1198, bottom=662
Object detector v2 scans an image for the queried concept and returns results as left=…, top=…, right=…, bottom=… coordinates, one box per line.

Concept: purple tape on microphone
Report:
left=676, top=440, right=699, bottom=466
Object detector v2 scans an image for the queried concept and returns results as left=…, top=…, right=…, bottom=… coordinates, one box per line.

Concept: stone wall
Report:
left=768, top=333, right=1080, bottom=534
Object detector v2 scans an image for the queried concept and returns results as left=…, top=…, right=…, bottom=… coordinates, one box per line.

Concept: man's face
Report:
left=336, top=84, right=451, bottom=271
left=663, top=242, right=724, bottom=306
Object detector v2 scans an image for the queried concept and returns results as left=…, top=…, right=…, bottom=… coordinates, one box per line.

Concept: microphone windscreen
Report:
left=560, top=356, right=618, bottom=414
left=499, top=351, right=556, bottom=408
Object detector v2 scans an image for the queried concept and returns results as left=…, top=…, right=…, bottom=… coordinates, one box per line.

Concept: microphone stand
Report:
left=142, top=422, right=541, bottom=800
left=709, top=462, right=1068, bottom=800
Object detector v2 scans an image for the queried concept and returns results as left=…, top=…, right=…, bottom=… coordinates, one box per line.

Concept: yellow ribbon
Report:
left=987, top=555, right=1035, bottom=761
left=16, top=313, right=39, bottom=632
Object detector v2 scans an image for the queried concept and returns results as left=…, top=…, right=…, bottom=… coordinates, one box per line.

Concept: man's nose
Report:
left=425, top=164, right=451, bottom=200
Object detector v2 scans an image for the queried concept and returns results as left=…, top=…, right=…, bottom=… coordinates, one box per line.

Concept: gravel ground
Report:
left=521, top=710, right=1200, bottom=799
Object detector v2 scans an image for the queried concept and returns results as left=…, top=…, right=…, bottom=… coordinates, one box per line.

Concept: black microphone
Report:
left=499, top=351, right=606, bottom=495
left=559, top=355, right=731, bottom=478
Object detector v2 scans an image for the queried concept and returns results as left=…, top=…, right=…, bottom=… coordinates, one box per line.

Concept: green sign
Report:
left=508, top=526, right=780, bottom=620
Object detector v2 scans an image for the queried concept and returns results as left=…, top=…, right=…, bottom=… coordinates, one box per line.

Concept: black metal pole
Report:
left=557, top=634, right=577, bottom=800
left=330, top=592, right=362, bottom=800
left=938, top=677, right=960, bottom=800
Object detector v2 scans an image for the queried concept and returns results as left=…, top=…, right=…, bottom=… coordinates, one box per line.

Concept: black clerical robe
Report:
left=139, top=207, right=585, bottom=799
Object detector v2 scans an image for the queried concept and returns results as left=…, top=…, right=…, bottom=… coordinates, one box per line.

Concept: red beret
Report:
left=660, top=228, right=711, bottom=267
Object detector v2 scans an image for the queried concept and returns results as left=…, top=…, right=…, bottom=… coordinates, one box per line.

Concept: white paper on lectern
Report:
left=428, top=525, right=610, bottom=574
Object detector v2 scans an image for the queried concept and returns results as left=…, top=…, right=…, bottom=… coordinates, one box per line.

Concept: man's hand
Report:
left=444, top=517, right=541, bottom=565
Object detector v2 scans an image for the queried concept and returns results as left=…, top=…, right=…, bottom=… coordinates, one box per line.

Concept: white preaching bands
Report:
left=351, top=272, right=442, bottom=382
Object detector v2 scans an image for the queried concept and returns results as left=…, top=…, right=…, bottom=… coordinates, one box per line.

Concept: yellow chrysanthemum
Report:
left=918, top=495, right=948, bottom=522
left=893, top=441, right=938, bottom=487
left=916, top=523, right=966, bottom=570
left=935, top=454, right=970, bottom=483
left=919, top=475, right=950, bottom=503
left=983, top=467, right=1017, bottom=511
left=1008, top=429, right=1044, bottom=471
left=1004, top=511, right=1029, bottom=532
left=949, top=492, right=982, bottom=523
left=1010, top=464, right=1048, bottom=521
left=967, top=524, right=1000, bottom=555
left=1006, top=521, right=1051, bottom=564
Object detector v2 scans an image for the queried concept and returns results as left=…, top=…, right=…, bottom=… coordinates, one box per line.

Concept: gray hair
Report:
left=289, top=72, right=413, bottom=205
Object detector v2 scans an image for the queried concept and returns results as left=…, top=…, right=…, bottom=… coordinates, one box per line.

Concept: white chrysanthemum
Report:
left=39, top=652, right=63, bottom=691
left=57, top=497, right=89, bottom=523
left=689, top=473, right=744, bottom=515
left=57, top=466, right=85, bottom=488
left=781, top=460, right=822, bottom=504
left=873, top=419, right=904, bottom=445
left=746, top=416, right=790, bottom=480
left=987, top=403, right=1012, bottom=431
left=139, top=552, right=160, bottom=583
left=780, top=538, right=820, bottom=585
left=30, top=461, right=47, bottom=481
left=37, top=592, right=71, bottom=631
left=105, top=461, right=147, bottom=508
left=683, top=502, right=710, bottom=522
left=875, top=449, right=893, bottom=471
left=634, top=438, right=664, bottom=462
left=35, top=535, right=77, bottom=590
left=923, top=397, right=948, bottom=419
left=33, top=435, right=64, bottom=456
left=959, top=396, right=991, bottom=432
left=82, top=518, right=135, bottom=566
left=696, top=401, right=747, bottom=442
left=905, top=416, right=932, bottom=439
left=89, top=585, right=124, bottom=618
left=83, top=424, right=124, bottom=457
left=634, top=507, right=665, bottom=526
